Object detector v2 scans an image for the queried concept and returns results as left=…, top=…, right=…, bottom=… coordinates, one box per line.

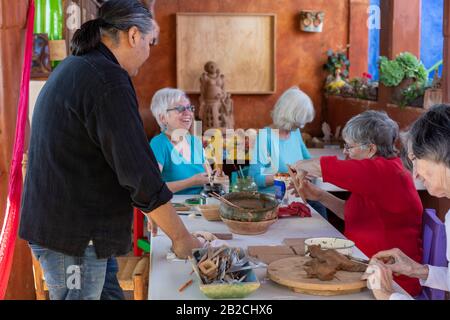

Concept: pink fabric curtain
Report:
left=0, top=0, right=35, bottom=299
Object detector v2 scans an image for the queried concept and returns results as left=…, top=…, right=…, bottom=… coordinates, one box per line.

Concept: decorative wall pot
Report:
left=299, top=11, right=324, bottom=33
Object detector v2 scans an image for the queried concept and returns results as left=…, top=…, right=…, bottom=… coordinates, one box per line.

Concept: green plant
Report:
left=323, top=49, right=350, bottom=79
left=378, top=52, right=428, bottom=106
left=379, top=57, right=404, bottom=87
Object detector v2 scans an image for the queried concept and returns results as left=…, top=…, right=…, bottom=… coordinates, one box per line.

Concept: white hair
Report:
left=271, top=86, right=315, bottom=131
left=150, top=88, right=189, bottom=129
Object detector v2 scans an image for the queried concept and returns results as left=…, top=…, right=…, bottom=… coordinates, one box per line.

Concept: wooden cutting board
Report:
left=267, top=256, right=367, bottom=296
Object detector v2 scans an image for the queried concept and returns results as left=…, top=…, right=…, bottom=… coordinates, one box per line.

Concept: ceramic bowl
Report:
left=304, top=237, right=355, bottom=255
left=221, top=217, right=278, bottom=235
left=219, top=192, right=279, bottom=222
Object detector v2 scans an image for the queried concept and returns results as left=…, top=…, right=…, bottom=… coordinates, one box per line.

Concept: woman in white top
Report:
left=366, top=104, right=450, bottom=300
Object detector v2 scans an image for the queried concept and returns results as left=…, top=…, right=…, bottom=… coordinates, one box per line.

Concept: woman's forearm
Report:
left=166, top=177, right=198, bottom=193
left=318, top=191, right=346, bottom=220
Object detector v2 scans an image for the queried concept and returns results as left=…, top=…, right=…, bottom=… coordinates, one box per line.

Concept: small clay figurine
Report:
left=321, top=122, right=332, bottom=143
left=199, top=61, right=234, bottom=130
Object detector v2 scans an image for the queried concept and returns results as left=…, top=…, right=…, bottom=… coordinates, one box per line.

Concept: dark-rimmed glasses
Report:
left=166, top=105, right=195, bottom=113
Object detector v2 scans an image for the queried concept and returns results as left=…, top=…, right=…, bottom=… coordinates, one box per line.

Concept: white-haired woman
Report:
left=150, top=88, right=210, bottom=194
left=248, top=86, right=327, bottom=217
left=366, top=104, right=450, bottom=300
left=290, top=110, right=423, bottom=296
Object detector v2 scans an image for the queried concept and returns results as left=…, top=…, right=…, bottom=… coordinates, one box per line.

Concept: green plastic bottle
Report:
left=45, top=0, right=64, bottom=68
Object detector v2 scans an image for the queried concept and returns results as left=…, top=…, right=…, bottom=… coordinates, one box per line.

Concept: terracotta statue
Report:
left=199, top=61, right=234, bottom=130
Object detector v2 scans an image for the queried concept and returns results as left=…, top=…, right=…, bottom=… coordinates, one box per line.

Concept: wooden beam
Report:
left=348, top=0, right=370, bottom=78
left=443, top=0, right=450, bottom=103
left=378, top=0, right=422, bottom=104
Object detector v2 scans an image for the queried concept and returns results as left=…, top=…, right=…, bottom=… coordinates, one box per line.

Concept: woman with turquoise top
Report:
left=150, top=88, right=211, bottom=194
left=248, top=86, right=327, bottom=218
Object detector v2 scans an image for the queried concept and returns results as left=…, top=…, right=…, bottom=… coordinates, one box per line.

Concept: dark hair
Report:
left=342, top=110, right=399, bottom=158
left=409, top=104, right=450, bottom=169
left=71, top=0, right=154, bottom=56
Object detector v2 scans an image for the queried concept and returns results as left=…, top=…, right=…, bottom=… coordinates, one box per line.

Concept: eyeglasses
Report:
left=343, top=143, right=367, bottom=152
left=150, top=37, right=158, bottom=46
left=166, top=105, right=195, bottom=113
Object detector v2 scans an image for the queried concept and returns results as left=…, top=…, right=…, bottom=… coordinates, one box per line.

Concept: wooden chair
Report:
left=24, top=153, right=150, bottom=300
left=31, top=254, right=149, bottom=300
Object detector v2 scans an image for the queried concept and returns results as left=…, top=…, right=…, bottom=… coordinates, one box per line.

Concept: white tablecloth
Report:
left=148, top=195, right=409, bottom=300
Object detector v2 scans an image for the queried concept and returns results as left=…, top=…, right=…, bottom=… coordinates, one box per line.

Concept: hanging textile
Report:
left=0, top=0, right=35, bottom=299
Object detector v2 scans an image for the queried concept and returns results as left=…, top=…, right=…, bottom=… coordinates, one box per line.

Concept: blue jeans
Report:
left=29, top=243, right=107, bottom=300
left=100, top=257, right=125, bottom=300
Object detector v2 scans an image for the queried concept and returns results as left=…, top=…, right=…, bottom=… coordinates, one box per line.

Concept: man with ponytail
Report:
left=19, top=0, right=200, bottom=300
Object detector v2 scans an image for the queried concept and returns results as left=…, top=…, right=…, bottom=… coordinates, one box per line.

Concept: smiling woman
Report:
left=150, top=88, right=211, bottom=194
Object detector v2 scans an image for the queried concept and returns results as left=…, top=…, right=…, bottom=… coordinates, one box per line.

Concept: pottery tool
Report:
left=205, top=161, right=214, bottom=187
left=178, top=279, right=193, bottom=292
left=210, top=192, right=244, bottom=210
left=346, top=256, right=370, bottom=265
left=239, top=165, right=245, bottom=178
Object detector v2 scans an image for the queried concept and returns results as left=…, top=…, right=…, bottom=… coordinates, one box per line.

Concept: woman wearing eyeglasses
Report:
left=150, top=88, right=211, bottom=194
left=366, top=104, right=450, bottom=300
left=290, top=110, right=423, bottom=296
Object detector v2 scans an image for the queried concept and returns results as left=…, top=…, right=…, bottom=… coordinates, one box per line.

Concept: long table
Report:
left=148, top=195, right=408, bottom=300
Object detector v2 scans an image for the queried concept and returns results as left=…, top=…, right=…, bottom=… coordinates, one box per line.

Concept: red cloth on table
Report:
left=320, top=156, right=423, bottom=297
left=278, top=202, right=311, bottom=218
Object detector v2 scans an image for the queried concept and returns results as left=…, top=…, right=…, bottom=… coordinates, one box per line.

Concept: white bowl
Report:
left=304, top=237, right=355, bottom=255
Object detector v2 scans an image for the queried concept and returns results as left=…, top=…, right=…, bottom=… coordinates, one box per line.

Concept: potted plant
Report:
left=323, top=49, right=350, bottom=95
left=379, top=52, right=428, bottom=106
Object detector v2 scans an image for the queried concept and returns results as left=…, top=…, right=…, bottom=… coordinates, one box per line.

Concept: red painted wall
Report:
left=133, top=0, right=368, bottom=138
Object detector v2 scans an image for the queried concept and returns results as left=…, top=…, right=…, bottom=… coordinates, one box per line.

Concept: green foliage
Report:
left=401, top=83, right=426, bottom=107
left=379, top=56, right=404, bottom=87
left=379, top=52, right=428, bottom=106
left=324, top=49, right=350, bottom=79
left=396, top=52, right=427, bottom=84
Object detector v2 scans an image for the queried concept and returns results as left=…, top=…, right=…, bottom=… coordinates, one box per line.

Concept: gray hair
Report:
left=342, top=110, right=399, bottom=158
left=408, top=104, right=450, bottom=169
left=271, top=86, right=315, bottom=131
left=150, top=88, right=189, bottom=129
left=71, top=0, right=155, bottom=56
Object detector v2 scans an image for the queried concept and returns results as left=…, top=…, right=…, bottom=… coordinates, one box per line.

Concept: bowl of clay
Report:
left=219, top=192, right=279, bottom=222
left=304, top=237, right=355, bottom=255
left=221, top=217, right=278, bottom=235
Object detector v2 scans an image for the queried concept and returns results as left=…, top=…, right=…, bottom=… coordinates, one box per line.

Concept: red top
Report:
left=321, top=156, right=423, bottom=296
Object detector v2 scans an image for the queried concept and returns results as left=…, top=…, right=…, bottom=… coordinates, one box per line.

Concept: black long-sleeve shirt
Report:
left=19, top=43, right=172, bottom=258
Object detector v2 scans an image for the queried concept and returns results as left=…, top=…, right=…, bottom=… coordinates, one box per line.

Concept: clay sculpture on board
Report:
left=304, top=245, right=367, bottom=281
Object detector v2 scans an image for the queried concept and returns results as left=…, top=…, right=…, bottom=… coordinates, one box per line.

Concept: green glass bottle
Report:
left=45, top=0, right=64, bottom=69
left=34, top=0, right=46, bottom=34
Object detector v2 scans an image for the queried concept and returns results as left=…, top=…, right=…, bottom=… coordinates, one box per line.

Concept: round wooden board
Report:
left=267, top=256, right=367, bottom=296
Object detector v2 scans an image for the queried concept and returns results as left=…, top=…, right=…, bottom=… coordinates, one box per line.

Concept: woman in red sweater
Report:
left=291, top=111, right=423, bottom=296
